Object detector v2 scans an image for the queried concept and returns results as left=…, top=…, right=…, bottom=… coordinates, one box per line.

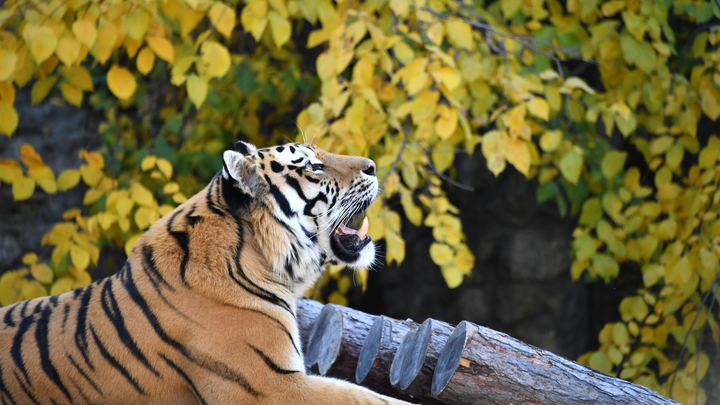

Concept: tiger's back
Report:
left=0, top=142, right=413, bottom=405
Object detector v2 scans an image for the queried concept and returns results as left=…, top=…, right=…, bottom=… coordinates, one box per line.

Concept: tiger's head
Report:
left=220, top=141, right=379, bottom=287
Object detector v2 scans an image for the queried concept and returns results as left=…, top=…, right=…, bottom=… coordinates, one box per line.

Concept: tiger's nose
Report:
left=362, top=160, right=376, bottom=177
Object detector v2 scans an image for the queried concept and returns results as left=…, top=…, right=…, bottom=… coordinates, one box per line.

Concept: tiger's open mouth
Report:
left=331, top=212, right=371, bottom=257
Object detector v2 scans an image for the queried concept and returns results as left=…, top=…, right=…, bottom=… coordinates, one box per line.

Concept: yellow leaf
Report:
left=23, top=25, right=57, bottom=64
left=107, top=65, right=137, bottom=101
left=506, top=138, right=531, bottom=176
left=0, top=48, right=17, bottom=81
left=430, top=242, right=454, bottom=265
left=441, top=265, right=464, bottom=288
left=268, top=11, right=291, bottom=48
left=83, top=188, right=103, bottom=205
left=558, top=148, right=584, bottom=184
left=22, top=252, right=38, bottom=265
left=163, top=182, right=180, bottom=194
left=12, top=176, right=35, bottom=200
left=135, top=206, right=158, bottom=230
left=29, top=165, right=57, bottom=194
left=146, top=36, right=174, bottom=63
left=57, top=169, right=81, bottom=191
left=209, top=2, right=236, bottom=39
left=0, top=103, right=19, bottom=135
left=431, top=145, right=454, bottom=174
left=649, top=136, right=673, bottom=155
left=131, top=184, right=154, bottom=207
left=156, top=158, right=173, bottom=179
left=31, top=263, right=54, bottom=284
left=72, top=19, right=97, bottom=49
left=21, top=280, right=47, bottom=300
left=116, top=197, right=134, bottom=218
left=384, top=229, right=405, bottom=266
left=445, top=17, right=474, bottom=50
left=540, top=129, right=562, bottom=152
left=400, top=190, right=422, bottom=227
left=56, top=35, right=81, bottom=66
left=240, top=0, right=268, bottom=40
left=411, top=91, right=439, bottom=122
left=563, top=77, right=596, bottom=95
left=199, top=41, right=230, bottom=78
left=141, top=155, right=157, bottom=171
left=180, top=9, right=205, bottom=37
left=392, top=41, right=414, bottom=65
left=60, top=66, right=93, bottom=91
left=136, top=46, right=155, bottom=75
left=50, top=277, right=74, bottom=296
left=19, top=144, right=44, bottom=169
left=435, top=106, right=458, bottom=140
left=172, top=193, right=187, bottom=204
left=125, top=7, right=150, bottom=40
left=186, top=74, right=207, bottom=109
left=91, top=21, right=118, bottom=64
left=31, top=75, right=59, bottom=104
left=59, top=82, right=83, bottom=107
left=527, top=97, right=550, bottom=121
left=0, top=159, right=22, bottom=183
left=601, top=150, right=627, bottom=180
left=70, top=244, right=90, bottom=271
left=80, top=150, right=105, bottom=169
left=592, top=253, right=619, bottom=281
left=80, top=164, right=103, bottom=186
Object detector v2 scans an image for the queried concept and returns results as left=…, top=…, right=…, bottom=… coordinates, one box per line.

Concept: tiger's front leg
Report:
left=260, top=374, right=415, bottom=405
left=194, top=372, right=415, bottom=405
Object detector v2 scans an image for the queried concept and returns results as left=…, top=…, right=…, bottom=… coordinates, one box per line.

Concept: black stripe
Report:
left=13, top=371, right=40, bottom=405
left=270, top=161, right=284, bottom=173
left=165, top=209, right=191, bottom=286
left=68, top=354, right=103, bottom=395
left=227, top=256, right=292, bottom=314
left=119, top=268, right=259, bottom=396
left=206, top=176, right=228, bottom=216
left=284, top=261, right=295, bottom=280
left=35, top=306, right=73, bottom=402
left=291, top=157, right=303, bottom=164
left=284, top=174, right=308, bottom=202
left=231, top=306, right=300, bottom=355
left=74, top=286, right=95, bottom=370
left=267, top=178, right=294, bottom=217
left=141, top=243, right=175, bottom=291
left=160, top=355, right=208, bottom=405
left=3, top=303, right=17, bottom=327
left=19, top=300, right=31, bottom=318
left=304, top=193, right=328, bottom=217
left=10, top=314, right=34, bottom=385
left=61, top=303, right=70, bottom=333
left=48, top=295, right=59, bottom=307
left=89, top=325, right=146, bottom=395
left=100, top=278, right=160, bottom=376
left=249, top=345, right=300, bottom=375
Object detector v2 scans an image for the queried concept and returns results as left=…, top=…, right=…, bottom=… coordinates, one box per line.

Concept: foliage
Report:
left=0, top=0, right=719, bottom=403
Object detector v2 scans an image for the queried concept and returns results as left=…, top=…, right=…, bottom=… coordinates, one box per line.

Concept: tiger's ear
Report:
left=235, top=141, right=257, bottom=156
left=222, top=150, right=263, bottom=197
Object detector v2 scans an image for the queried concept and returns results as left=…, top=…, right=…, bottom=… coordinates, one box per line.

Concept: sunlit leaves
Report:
left=107, top=65, right=137, bottom=100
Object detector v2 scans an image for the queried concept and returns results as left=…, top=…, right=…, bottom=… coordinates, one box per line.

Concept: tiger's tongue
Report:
left=335, top=217, right=369, bottom=239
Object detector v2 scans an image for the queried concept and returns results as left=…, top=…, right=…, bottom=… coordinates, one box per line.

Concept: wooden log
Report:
left=296, top=299, right=678, bottom=405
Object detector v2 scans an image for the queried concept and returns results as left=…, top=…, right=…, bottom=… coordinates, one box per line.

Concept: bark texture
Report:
left=297, top=298, right=678, bottom=405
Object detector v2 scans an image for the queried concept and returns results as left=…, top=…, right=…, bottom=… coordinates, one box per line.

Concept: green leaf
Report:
left=558, top=149, right=584, bottom=184
left=536, top=180, right=559, bottom=203
left=592, top=253, right=619, bottom=282
left=579, top=197, right=602, bottom=225
left=600, top=151, right=627, bottom=180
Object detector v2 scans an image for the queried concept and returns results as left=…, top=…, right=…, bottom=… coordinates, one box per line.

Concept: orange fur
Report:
left=0, top=143, right=412, bottom=404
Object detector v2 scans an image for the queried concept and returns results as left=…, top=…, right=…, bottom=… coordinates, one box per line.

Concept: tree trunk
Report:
left=296, top=298, right=677, bottom=405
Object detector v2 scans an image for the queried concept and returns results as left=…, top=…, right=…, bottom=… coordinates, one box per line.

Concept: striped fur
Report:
left=0, top=142, right=412, bottom=405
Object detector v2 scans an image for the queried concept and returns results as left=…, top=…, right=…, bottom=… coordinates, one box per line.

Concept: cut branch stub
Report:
left=431, top=321, right=471, bottom=398
left=304, top=303, right=343, bottom=375
left=399, top=319, right=434, bottom=390
left=356, top=315, right=389, bottom=384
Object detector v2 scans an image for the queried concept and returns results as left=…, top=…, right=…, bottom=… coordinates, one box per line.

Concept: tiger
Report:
left=0, top=142, right=414, bottom=405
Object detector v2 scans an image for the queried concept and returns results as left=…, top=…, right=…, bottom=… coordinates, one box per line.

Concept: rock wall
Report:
left=0, top=90, right=99, bottom=272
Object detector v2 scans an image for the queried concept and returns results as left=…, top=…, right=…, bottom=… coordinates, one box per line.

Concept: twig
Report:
left=417, top=141, right=475, bottom=191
